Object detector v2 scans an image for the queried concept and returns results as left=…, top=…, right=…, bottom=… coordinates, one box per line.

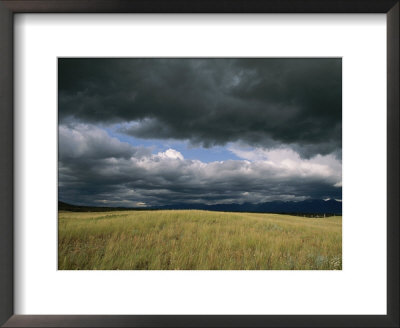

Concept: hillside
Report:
left=59, top=210, right=342, bottom=270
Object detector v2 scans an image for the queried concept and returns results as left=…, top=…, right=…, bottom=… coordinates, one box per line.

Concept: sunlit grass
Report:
left=58, top=210, right=342, bottom=270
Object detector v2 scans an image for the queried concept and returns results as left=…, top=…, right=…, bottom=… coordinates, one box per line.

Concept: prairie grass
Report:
left=58, top=210, right=342, bottom=270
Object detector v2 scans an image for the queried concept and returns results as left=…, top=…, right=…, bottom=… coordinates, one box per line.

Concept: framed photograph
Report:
left=0, top=0, right=398, bottom=327
left=57, top=57, right=343, bottom=271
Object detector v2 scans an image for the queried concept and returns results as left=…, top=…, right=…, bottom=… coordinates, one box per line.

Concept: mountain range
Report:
left=59, top=199, right=342, bottom=215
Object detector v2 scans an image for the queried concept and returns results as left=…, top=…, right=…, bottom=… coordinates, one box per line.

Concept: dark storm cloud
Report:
left=58, top=124, right=341, bottom=207
left=59, top=58, right=341, bottom=158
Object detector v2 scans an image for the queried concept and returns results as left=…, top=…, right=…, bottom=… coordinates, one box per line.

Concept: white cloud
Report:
left=156, top=148, right=184, bottom=160
left=229, top=145, right=342, bottom=181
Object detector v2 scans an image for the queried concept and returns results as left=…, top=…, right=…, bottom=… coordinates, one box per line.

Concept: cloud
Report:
left=157, top=148, right=184, bottom=160
left=59, top=124, right=151, bottom=160
left=58, top=58, right=341, bottom=158
left=230, top=146, right=342, bottom=180
left=59, top=124, right=342, bottom=207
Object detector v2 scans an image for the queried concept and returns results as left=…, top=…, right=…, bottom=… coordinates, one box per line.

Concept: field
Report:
left=58, top=210, right=342, bottom=270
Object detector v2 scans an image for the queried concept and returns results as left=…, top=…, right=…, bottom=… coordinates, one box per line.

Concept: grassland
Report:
left=58, top=210, right=342, bottom=270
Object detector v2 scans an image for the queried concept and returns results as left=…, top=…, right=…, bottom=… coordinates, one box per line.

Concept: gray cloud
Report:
left=59, top=58, right=341, bottom=158
left=59, top=124, right=342, bottom=207
left=59, top=124, right=151, bottom=160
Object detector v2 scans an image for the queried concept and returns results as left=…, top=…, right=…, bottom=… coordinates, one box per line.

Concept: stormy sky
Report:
left=58, top=58, right=342, bottom=207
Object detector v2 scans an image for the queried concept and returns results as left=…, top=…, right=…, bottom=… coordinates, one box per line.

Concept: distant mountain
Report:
left=59, top=199, right=341, bottom=215
left=155, top=199, right=341, bottom=215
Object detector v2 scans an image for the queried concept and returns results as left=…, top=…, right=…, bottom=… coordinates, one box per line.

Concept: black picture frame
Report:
left=0, top=1, right=398, bottom=327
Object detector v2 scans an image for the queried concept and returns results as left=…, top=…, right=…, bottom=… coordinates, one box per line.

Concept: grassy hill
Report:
left=59, top=210, right=341, bottom=270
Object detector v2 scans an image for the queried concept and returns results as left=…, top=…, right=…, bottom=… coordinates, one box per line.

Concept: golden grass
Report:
left=58, top=210, right=342, bottom=270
